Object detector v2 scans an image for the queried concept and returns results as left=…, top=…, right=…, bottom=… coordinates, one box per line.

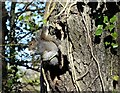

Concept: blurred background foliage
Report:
left=2, top=1, right=45, bottom=92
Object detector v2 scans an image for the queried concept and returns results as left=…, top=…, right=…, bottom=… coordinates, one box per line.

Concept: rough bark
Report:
left=41, top=1, right=120, bottom=92
left=117, top=12, right=120, bottom=91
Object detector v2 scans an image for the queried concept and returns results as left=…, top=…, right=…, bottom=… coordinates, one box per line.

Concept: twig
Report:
left=23, top=2, right=33, bottom=10
left=55, top=0, right=69, bottom=17
left=87, top=75, right=99, bottom=89
left=41, top=67, right=51, bottom=91
left=67, top=1, right=77, bottom=17
left=67, top=40, right=81, bottom=91
left=76, top=65, right=89, bottom=81
left=0, top=53, right=5, bottom=58
left=44, top=1, right=56, bottom=20
left=81, top=10, right=105, bottom=92
left=87, top=28, right=105, bottom=92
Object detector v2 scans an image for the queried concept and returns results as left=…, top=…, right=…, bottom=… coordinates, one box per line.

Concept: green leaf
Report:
left=7, top=79, right=13, bottom=84
left=18, top=15, right=24, bottom=21
left=111, top=43, right=118, bottom=48
left=7, top=80, right=13, bottom=87
left=105, top=42, right=110, bottom=46
left=97, top=25, right=103, bottom=29
left=104, top=25, right=109, bottom=30
left=33, top=14, right=37, bottom=16
left=113, top=75, right=119, bottom=81
left=25, top=16, right=29, bottom=20
left=95, top=25, right=103, bottom=36
left=43, top=19, right=47, bottom=25
left=111, top=32, right=118, bottom=40
left=28, top=23, right=35, bottom=30
left=109, top=24, right=115, bottom=32
left=35, top=24, right=39, bottom=29
left=28, top=23, right=33, bottom=28
left=110, top=15, right=117, bottom=23
left=95, top=29, right=103, bottom=36
left=103, top=16, right=108, bottom=24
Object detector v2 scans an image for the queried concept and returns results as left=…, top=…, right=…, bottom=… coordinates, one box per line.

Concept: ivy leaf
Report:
left=109, top=24, right=115, bottom=32
left=105, top=42, right=110, bottom=46
left=111, top=32, right=118, bottom=40
left=110, top=15, right=117, bottom=23
left=95, top=29, right=103, bottom=36
left=97, top=25, right=103, bottom=29
left=111, top=43, right=118, bottom=48
left=113, top=75, right=119, bottom=81
left=103, top=16, right=108, bottom=24
left=104, top=25, right=109, bottom=30
left=95, top=25, right=103, bottom=36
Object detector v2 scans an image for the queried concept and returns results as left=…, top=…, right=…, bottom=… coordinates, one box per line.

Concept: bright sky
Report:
left=5, top=1, right=44, bottom=63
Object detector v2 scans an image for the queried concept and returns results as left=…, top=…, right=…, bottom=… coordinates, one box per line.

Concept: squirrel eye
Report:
left=29, top=42, right=33, bottom=45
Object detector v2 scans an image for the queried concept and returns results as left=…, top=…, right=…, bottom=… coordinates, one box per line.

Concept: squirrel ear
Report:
left=43, top=25, right=49, bottom=30
left=31, top=37, right=36, bottom=41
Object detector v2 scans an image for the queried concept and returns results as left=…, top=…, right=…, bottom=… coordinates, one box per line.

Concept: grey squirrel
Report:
left=39, top=26, right=60, bottom=65
left=29, top=26, right=60, bottom=65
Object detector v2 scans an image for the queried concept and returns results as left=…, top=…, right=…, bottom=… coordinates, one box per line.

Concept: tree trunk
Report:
left=117, top=12, right=120, bottom=91
left=41, top=1, right=120, bottom=92
left=2, top=2, right=8, bottom=88
left=0, top=2, right=2, bottom=92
